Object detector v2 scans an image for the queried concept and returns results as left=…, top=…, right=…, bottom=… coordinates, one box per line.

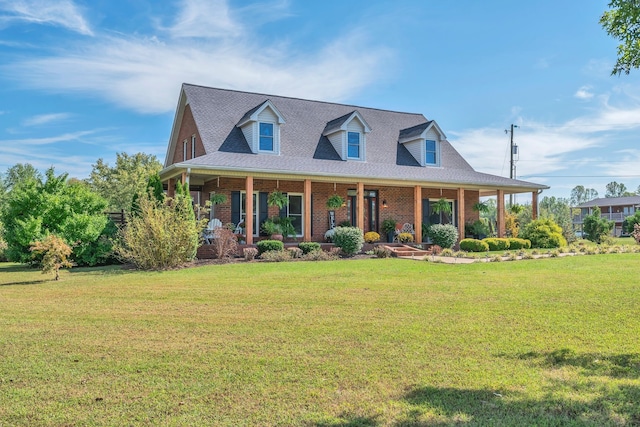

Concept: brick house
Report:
left=573, top=196, right=640, bottom=237
left=160, top=83, right=548, bottom=245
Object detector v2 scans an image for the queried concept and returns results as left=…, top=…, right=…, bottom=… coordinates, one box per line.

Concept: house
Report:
left=573, top=196, right=640, bottom=236
left=160, top=83, right=548, bottom=246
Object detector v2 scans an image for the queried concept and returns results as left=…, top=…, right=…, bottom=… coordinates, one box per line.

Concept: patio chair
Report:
left=203, top=218, right=223, bottom=244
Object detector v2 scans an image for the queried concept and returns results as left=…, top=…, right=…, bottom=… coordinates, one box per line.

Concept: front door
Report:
left=348, top=189, right=378, bottom=233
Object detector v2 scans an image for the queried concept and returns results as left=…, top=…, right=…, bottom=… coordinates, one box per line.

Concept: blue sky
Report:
left=1, top=0, right=640, bottom=200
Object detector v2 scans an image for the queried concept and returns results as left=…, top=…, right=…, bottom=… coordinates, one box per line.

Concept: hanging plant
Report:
left=326, top=194, right=345, bottom=209
left=267, top=190, right=289, bottom=209
left=209, top=193, right=227, bottom=205
left=472, top=201, right=489, bottom=214
left=433, top=198, right=452, bottom=215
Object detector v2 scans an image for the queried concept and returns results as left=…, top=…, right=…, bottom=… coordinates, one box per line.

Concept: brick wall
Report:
left=171, top=104, right=204, bottom=165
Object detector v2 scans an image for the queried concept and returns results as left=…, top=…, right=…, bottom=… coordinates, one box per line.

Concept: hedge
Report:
left=460, top=239, right=489, bottom=252
left=482, top=238, right=510, bottom=251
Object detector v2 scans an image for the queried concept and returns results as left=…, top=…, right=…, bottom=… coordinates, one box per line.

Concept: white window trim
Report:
left=257, top=121, right=277, bottom=154
left=240, top=191, right=260, bottom=237
left=191, top=135, right=196, bottom=158
left=346, top=131, right=363, bottom=160
left=182, top=139, right=188, bottom=161
left=429, top=198, right=456, bottom=226
left=424, top=139, right=439, bottom=167
left=286, top=192, right=304, bottom=237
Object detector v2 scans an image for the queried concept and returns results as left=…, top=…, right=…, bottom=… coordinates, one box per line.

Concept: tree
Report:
left=600, top=1, right=640, bottom=75
left=583, top=207, right=614, bottom=243
left=605, top=181, right=628, bottom=198
left=1, top=167, right=112, bottom=265
left=30, top=234, right=72, bottom=280
left=539, top=196, right=576, bottom=243
left=569, top=185, right=598, bottom=206
left=520, top=218, right=567, bottom=248
left=622, top=210, right=640, bottom=233
left=87, top=152, right=162, bottom=213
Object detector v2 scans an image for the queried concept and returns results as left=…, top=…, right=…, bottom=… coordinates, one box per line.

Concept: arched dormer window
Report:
left=398, top=120, right=446, bottom=167
left=322, top=111, right=371, bottom=161
left=237, top=100, right=286, bottom=155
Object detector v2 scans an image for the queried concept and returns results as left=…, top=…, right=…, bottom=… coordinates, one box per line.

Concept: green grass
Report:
left=1, top=256, right=639, bottom=426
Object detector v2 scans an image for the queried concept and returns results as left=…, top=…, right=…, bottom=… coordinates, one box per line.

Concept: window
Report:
left=259, top=122, right=274, bottom=151
left=182, top=140, right=188, bottom=161
left=287, top=194, right=303, bottom=236
left=347, top=132, right=360, bottom=159
left=425, top=140, right=437, bottom=165
left=240, top=192, right=259, bottom=236
left=191, top=135, right=196, bottom=158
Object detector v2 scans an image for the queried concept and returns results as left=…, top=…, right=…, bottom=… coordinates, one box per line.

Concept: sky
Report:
left=1, top=0, right=640, bottom=201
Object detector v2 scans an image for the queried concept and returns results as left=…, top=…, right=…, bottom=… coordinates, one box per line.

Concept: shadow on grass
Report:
left=514, top=348, right=640, bottom=379
left=309, top=414, right=379, bottom=427
left=0, top=278, right=50, bottom=287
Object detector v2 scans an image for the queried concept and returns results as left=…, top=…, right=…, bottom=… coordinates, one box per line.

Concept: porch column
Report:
left=167, top=178, right=175, bottom=198
left=497, top=190, right=505, bottom=238
left=414, top=186, right=422, bottom=244
left=457, top=188, right=465, bottom=242
left=532, top=191, right=539, bottom=220
left=356, top=181, right=364, bottom=230
left=245, top=176, right=254, bottom=245
left=303, top=179, right=312, bottom=241
left=181, top=172, right=187, bottom=185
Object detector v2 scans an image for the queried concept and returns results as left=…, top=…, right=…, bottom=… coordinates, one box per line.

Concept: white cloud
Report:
left=574, top=85, right=594, bottom=100
left=3, top=1, right=390, bottom=114
left=0, top=130, right=96, bottom=146
left=0, top=0, right=92, bottom=35
left=22, top=112, right=71, bottom=127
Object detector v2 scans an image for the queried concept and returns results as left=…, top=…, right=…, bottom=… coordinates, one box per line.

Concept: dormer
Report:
left=236, top=100, right=286, bottom=155
left=398, top=120, right=446, bottom=167
left=322, top=111, right=371, bottom=161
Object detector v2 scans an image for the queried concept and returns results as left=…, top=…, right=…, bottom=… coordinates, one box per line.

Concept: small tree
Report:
left=520, top=218, right=567, bottom=248
left=622, top=211, right=640, bottom=234
left=632, top=223, right=640, bottom=244
left=30, top=235, right=72, bottom=280
left=583, top=207, right=614, bottom=244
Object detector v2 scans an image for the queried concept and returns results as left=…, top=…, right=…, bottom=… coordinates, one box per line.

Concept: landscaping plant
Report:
left=363, top=231, right=380, bottom=243
left=427, top=224, right=458, bottom=248
left=583, top=207, right=614, bottom=244
left=520, top=218, right=567, bottom=248
left=332, top=226, right=364, bottom=256
left=29, top=234, right=72, bottom=280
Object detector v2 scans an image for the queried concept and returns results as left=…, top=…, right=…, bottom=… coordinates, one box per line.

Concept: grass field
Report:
left=1, top=255, right=639, bottom=426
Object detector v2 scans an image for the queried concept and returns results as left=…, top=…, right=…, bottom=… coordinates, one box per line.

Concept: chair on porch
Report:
left=203, top=218, right=223, bottom=244
left=394, top=223, right=415, bottom=242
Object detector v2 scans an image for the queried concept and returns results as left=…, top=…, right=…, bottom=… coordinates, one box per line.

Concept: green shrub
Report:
left=332, top=226, right=364, bottom=256
left=623, top=211, right=640, bottom=234
left=508, top=238, right=531, bottom=249
left=483, top=238, right=510, bottom=251
left=256, top=240, right=284, bottom=255
left=302, top=248, right=339, bottom=261
left=520, top=218, right=567, bottom=248
left=298, top=241, right=321, bottom=254
left=459, top=238, right=489, bottom=252
left=427, top=224, right=458, bottom=249
left=583, top=207, right=614, bottom=244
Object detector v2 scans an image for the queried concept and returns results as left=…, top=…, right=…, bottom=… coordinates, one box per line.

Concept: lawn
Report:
left=1, top=255, right=639, bottom=426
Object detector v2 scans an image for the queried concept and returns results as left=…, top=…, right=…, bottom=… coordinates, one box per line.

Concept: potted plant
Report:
left=267, top=191, right=288, bottom=209
left=326, top=194, right=345, bottom=209
left=470, top=219, right=489, bottom=240
left=381, top=218, right=397, bottom=243
left=209, top=193, right=227, bottom=219
left=261, top=218, right=283, bottom=240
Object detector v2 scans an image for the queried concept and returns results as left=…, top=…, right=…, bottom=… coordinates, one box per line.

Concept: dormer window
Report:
left=237, top=100, right=286, bottom=155
left=259, top=122, right=274, bottom=151
left=322, top=111, right=371, bottom=161
left=347, top=132, right=361, bottom=159
left=398, top=120, right=445, bottom=167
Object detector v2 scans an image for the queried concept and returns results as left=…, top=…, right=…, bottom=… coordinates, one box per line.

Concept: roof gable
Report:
left=237, top=99, right=286, bottom=127
left=322, top=110, right=372, bottom=136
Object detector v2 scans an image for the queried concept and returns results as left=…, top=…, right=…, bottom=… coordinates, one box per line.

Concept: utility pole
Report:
left=507, top=124, right=519, bottom=206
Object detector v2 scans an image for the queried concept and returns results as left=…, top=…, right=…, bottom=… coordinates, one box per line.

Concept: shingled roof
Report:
left=164, top=83, right=548, bottom=192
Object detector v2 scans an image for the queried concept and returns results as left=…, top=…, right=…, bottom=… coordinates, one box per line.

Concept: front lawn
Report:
left=1, top=256, right=639, bottom=426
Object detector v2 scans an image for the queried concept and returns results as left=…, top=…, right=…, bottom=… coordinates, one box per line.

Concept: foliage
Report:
left=539, top=196, right=576, bottom=244
left=363, top=231, right=380, bottom=243
left=430, top=244, right=442, bottom=255
left=622, top=211, right=640, bottom=233
left=298, top=242, right=321, bottom=254
left=583, top=207, right=615, bottom=244
left=632, top=223, right=640, bottom=244
left=468, top=220, right=489, bottom=238
left=505, top=212, right=519, bottom=237
left=482, top=238, right=510, bottom=251
left=432, top=198, right=452, bottom=215
left=256, top=240, right=284, bottom=254
left=260, top=250, right=292, bottom=262
left=381, top=218, right=397, bottom=235
left=427, top=224, right=458, bottom=249
left=601, top=0, right=640, bottom=75
left=131, top=172, right=165, bottom=215
left=570, top=185, right=599, bottom=206
left=1, top=163, right=42, bottom=195
left=209, top=193, right=227, bottom=205
left=287, top=247, right=303, bottom=259
left=372, top=246, right=392, bottom=258
left=114, top=189, right=204, bottom=270
left=605, top=181, right=629, bottom=198
left=508, top=238, right=532, bottom=249
left=326, top=194, right=345, bottom=209
left=472, top=201, right=489, bottom=213
left=243, top=247, right=258, bottom=261
left=87, top=152, right=162, bottom=212
left=520, top=218, right=567, bottom=248
left=211, top=227, right=238, bottom=259
left=261, top=218, right=281, bottom=237
left=267, top=191, right=288, bottom=209
left=262, top=216, right=295, bottom=239
left=301, top=248, right=339, bottom=261
left=397, top=232, right=414, bottom=243
left=29, top=234, right=72, bottom=280
left=332, top=226, right=364, bottom=256
left=0, top=167, right=111, bottom=266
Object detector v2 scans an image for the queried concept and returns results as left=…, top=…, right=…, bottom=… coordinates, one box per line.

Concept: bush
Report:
left=397, top=233, right=414, bottom=243
left=114, top=189, right=203, bottom=270
left=298, top=241, right=321, bottom=254
left=520, top=218, right=567, bottom=248
left=363, top=231, right=380, bottom=243
left=632, top=223, right=640, bottom=244
left=256, top=239, right=284, bottom=255
left=260, top=250, right=291, bottom=262
left=287, top=247, right=303, bottom=259
left=430, top=245, right=443, bottom=255
left=483, top=238, right=510, bottom=251
left=440, top=248, right=454, bottom=257
left=583, top=207, right=614, bottom=244
left=459, top=239, right=489, bottom=252
left=332, top=226, right=364, bottom=256
left=302, top=248, right=340, bottom=261
left=212, top=228, right=238, bottom=259
left=427, top=224, right=458, bottom=249
left=243, top=247, right=258, bottom=261
left=623, top=211, right=640, bottom=234
left=508, top=238, right=531, bottom=249
left=373, top=246, right=392, bottom=258
left=30, top=234, right=72, bottom=281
